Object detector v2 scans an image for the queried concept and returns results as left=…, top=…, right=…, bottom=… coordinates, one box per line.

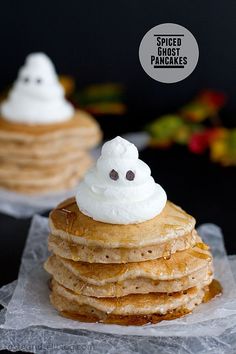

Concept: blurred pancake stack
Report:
left=44, top=137, right=220, bottom=326
left=0, top=111, right=101, bottom=194
left=0, top=53, right=101, bottom=194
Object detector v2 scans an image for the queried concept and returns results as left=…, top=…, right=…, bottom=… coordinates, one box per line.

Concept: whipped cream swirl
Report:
left=76, top=136, right=167, bottom=224
left=1, top=52, right=74, bottom=124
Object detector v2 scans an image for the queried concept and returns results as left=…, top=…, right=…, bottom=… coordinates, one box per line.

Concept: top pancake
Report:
left=0, top=109, right=101, bottom=143
left=49, top=197, right=195, bottom=248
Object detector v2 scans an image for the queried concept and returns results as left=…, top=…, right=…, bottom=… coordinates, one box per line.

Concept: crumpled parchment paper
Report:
left=0, top=216, right=236, bottom=354
left=0, top=132, right=149, bottom=218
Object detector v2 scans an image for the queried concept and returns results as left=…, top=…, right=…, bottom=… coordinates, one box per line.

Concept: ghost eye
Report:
left=23, top=77, right=29, bottom=83
left=36, top=78, right=42, bottom=84
left=109, top=169, right=119, bottom=181
left=126, top=170, right=135, bottom=181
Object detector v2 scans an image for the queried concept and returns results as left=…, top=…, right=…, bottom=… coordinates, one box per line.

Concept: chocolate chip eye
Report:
left=36, top=78, right=42, bottom=84
left=109, top=169, right=119, bottom=181
left=23, top=77, right=29, bottom=83
left=126, top=170, right=135, bottom=181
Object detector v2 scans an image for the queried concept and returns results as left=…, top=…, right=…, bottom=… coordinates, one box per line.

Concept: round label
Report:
left=139, top=23, right=199, bottom=83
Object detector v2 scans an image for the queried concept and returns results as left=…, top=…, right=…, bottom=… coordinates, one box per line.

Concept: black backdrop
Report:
left=1, top=0, right=236, bottom=125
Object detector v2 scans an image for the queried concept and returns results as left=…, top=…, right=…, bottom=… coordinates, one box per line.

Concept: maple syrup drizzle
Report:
left=203, top=279, right=222, bottom=303
left=61, top=307, right=191, bottom=326
left=55, top=201, right=78, bottom=258
left=195, top=242, right=209, bottom=251
left=69, top=243, right=79, bottom=261
left=163, top=253, right=171, bottom=260
left=189, top=249, right=211, bottom=261
left=56, top=201, right=77, bottom=234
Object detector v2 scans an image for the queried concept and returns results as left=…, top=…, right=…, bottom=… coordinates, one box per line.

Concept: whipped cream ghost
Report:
left=1, top=52, right=74, bottom=124
left=76, top=136, right=167, bottom=224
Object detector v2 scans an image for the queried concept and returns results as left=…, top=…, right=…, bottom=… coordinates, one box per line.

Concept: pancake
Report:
left=0, top=155, right=93, bottom=187
left=49, top=198, right=196, bottom=248
left=0, top=133, right=99, bottom=158
left=45, top=255, right=213, bottom=297
left=0, top=135, right=99, bottom=159
left=0, top=147, right=87, bottom=167
left=0, top=110, right=101, bottom=144
left=48, top=230, right=197, bottom=263
left=50, top=280, right=220, bottom=325
left=45, top=242, right=212, bottom=285
left=0, top=172, right=80, bottom=194
left=0, top=154, right=92, bottom=182
left=54, top=300, right=201, bottom=325
left=50, top=279, right=206, bottom=316
left=0, top=172, right=78, bottom=196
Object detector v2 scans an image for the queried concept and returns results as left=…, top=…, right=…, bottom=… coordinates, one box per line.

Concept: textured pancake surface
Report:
left=0, top=155, right=92, bottom=185
left=0, top=147, right=86, bottom=167
left=51, top=279, right=206, bottom=316
left=50, top=281, right=217, bottom=325
left=45, top=254, right=213, bottom=297
left=48, top=231, right=197, bottom=263
left=50, top=198, right=196, bottom=248
left=0, top=157, right=93, bottom=194
left=0, top=110, right=101, bottom=143
left=45, top=242, right=212, bottom=285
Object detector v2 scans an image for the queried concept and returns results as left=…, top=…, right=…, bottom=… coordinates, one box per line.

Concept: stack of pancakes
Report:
left=0, top=110, right=101, bottom=194
left=44, top=197, right=217, bottom=325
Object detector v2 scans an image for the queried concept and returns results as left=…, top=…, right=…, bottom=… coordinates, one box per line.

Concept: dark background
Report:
left=0, top=1, right=236, bottom=352
left=1, top=0, right=236, bottom=125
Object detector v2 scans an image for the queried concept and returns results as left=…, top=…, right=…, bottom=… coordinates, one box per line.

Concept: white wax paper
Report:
left=0, top=215, right=236, bottom=354
left=0, top=186, right=78, bottom=218
left=0, top=132, right=149, bottom=218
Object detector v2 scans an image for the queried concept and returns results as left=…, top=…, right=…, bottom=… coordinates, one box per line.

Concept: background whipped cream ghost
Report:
left=1, top=52, right=74, bottom=124
left=76, top=136, right=167, bottom=224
